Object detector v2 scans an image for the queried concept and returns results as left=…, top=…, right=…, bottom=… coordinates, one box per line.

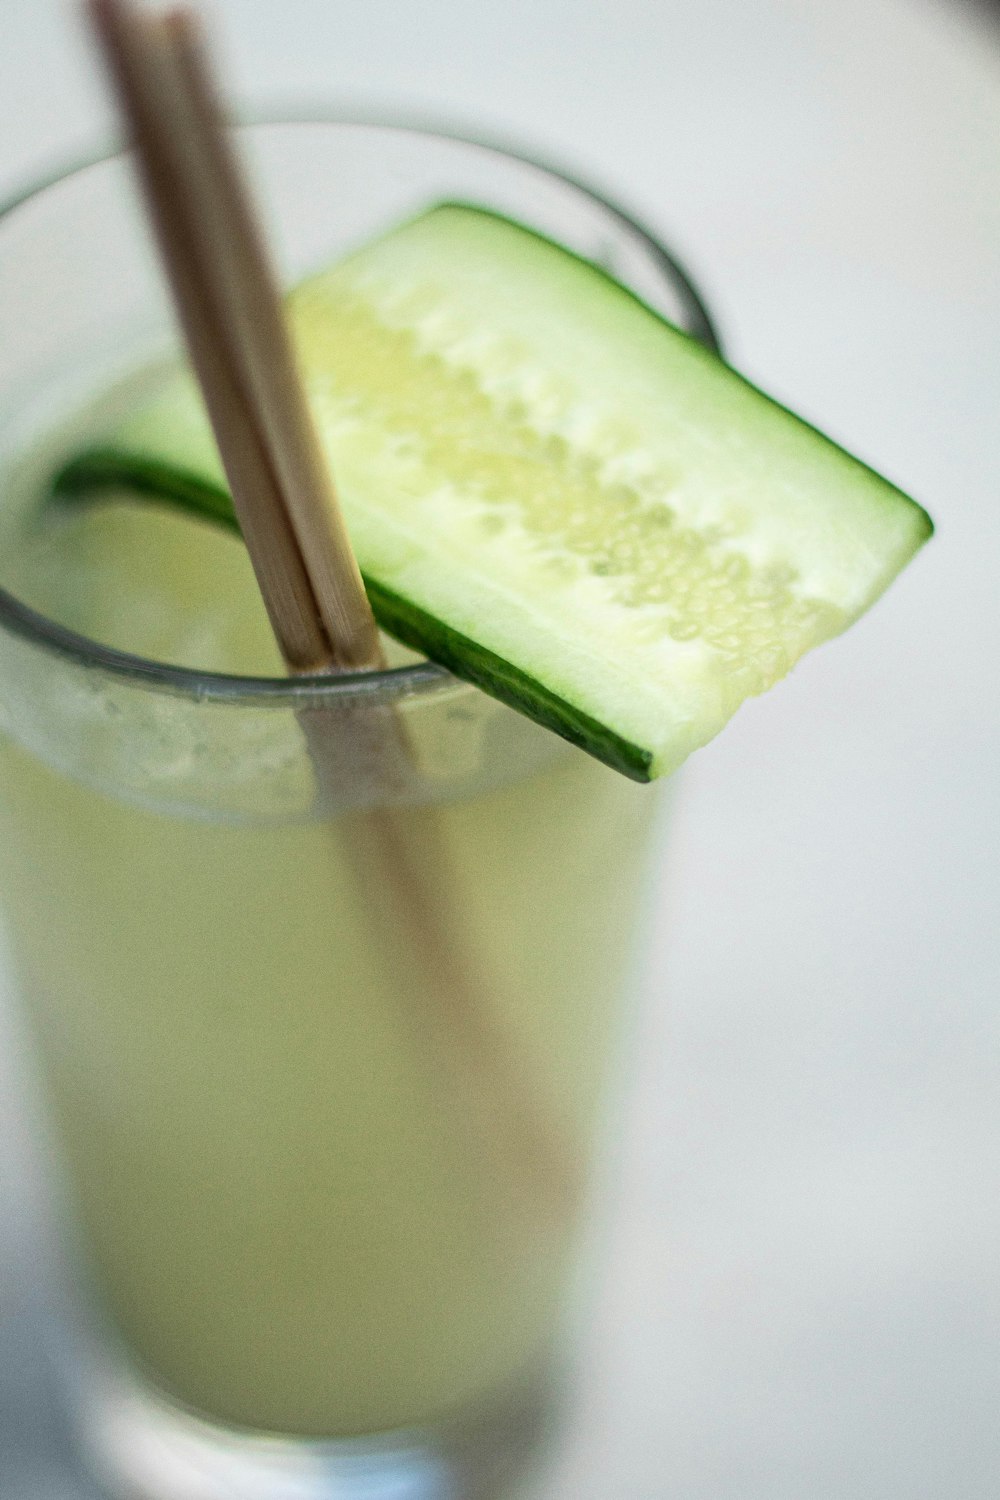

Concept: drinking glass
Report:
left=0, top=118, right=719, bottom=1500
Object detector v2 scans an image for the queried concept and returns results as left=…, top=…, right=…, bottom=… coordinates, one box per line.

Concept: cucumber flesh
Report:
left=51, top=204, right=932, bottom=781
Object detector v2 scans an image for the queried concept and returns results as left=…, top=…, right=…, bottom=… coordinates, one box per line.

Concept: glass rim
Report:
left=0, top=108, right=722, bottom=706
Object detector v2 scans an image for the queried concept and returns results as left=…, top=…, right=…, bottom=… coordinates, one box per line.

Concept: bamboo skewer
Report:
left=159, top=10, right=383, bottom=672
left=87, top=0, right=579, bottom=1215
left=88, top=0, right=377, bottom=671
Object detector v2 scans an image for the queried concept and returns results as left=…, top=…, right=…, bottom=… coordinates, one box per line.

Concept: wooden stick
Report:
left=158, top=8, right=384, bottom=672
left=87, top=0, right=332, bottom=670
left=87, top=0, right=578, bottom=1216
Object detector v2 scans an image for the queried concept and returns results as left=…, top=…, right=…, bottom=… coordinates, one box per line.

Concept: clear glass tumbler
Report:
left=0, top=119, right=719, bottom=1500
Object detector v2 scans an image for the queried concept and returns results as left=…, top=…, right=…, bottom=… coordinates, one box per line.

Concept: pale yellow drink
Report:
left=0, top=425, right=657, bottom=1437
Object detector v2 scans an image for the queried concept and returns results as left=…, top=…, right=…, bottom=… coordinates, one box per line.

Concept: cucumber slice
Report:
left=52, top=204, right=931, bottom=781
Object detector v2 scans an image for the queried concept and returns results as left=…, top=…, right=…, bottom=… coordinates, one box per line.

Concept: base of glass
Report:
left=77, top=1356, right=556, bottom=1500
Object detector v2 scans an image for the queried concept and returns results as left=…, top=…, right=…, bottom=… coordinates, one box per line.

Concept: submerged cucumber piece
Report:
left=53, top=204, right=931, bottom=780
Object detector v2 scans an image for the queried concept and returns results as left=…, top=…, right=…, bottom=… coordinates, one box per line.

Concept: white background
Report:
left=1, top=1, right=998, bottom=1496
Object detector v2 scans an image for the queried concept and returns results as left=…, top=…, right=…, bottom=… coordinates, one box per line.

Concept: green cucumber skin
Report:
left=364, top=576, right=653, bottom=781
left=52, top=448, right=236, bottom=529
left=51, top=450, right=655, bottom=782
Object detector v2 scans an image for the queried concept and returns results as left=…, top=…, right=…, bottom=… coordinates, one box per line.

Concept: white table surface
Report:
left=1, top=1, right=998, bottom=1496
